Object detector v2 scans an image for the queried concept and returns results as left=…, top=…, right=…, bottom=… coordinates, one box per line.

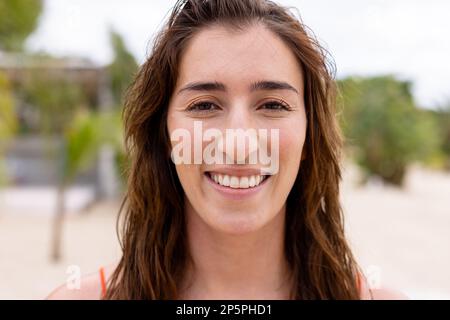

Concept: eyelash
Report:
left=186, top=100, right=292, bottom=113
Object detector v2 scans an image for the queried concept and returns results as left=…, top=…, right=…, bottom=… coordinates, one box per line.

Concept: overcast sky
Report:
left=26, top=0, right=450, bottom=109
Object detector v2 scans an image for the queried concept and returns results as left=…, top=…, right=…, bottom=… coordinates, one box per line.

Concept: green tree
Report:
left=0, top=0, right=43, bottom=51
left=338, top=75, right=441, bottom=186
left=108, top=30, right=138, bottom=105
left=0, top=71, right=16, bottom=139
left=18, top=71, right=95, bottom=261
left=63, top=110, right=124, bottom=184
left=0, top=71, right=17, bottom=185
left=430, top=104, right=450, bottom=170
left=21, top=72, right=88, bottom=134
left=51, top=110, right=124, bottom=261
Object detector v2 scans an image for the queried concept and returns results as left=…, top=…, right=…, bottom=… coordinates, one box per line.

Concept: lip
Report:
left=204, top=171, right=271, bottom=200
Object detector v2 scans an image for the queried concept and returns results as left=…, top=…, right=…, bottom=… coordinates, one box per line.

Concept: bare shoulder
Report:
left=360, top=276, right=409, bottom=300
left=369, top=287, right=409, bottom=300
left=359, top=277, right=409, bottom=300
left=45, top=264, right=117, bottom=300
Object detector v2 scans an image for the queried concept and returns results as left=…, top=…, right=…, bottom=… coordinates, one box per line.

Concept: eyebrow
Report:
left=177, top=80, right=299, bottom=95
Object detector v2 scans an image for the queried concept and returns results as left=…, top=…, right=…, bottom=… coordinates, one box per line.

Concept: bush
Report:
left=429, top=105, right=450, bottom=170
left=338, top=75, right=441, bottom=186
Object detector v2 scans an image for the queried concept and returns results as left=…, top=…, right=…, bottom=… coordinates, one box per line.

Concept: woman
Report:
left=48, top=0, right=406, bottom=300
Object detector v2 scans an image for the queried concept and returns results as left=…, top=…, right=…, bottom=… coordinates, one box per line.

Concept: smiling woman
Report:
left=47, top=0, right=406, bottom=300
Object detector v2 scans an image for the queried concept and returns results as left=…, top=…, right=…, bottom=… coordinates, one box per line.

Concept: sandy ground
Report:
left=0, top=163, right=449, bottom=299
left=341, top=163, right=450, bottom=299
left=0, top=200, right=122, bottom=300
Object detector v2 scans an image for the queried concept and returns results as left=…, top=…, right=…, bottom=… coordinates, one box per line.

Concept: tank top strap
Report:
left=99, top=266, right=107, bottom=299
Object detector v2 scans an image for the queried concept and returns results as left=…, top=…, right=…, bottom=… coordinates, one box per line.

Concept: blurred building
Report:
left=0, top=52, right=119, bottom=210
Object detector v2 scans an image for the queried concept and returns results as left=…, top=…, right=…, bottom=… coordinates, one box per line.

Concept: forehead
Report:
left=176, top=23, right=303, bottom=91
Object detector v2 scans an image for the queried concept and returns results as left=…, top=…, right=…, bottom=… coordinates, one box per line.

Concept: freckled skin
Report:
left=167, top=23, right=307, bottom=234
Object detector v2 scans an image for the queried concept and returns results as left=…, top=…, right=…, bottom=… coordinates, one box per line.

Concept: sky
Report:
left=26, top=0, right=450, bottom=109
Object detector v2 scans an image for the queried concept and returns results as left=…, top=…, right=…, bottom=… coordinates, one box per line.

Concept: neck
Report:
left=179, top=201, right=292, bottom=299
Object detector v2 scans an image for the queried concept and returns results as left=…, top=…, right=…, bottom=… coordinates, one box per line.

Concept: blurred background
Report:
left=0, top=0, right=449, bottom=299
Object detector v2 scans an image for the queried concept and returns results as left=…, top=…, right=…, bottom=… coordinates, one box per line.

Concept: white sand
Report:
left=0, top=163, right=449, bottom=299
left=341, top=163, right=450, bottom=299
left=0, top=200, right=122, bottom=300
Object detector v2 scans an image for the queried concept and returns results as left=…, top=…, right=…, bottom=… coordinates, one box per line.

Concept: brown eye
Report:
left=187, top=101, right=220, bottom=113
left=260, top=101, right=291, bottom=111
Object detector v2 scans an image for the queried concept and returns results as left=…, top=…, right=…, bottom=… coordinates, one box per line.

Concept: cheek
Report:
left=278, top=120, right=307, bottom=174
left=168, top=113, right=199, bottom=191
left=175, top=164, right=200, bottom=189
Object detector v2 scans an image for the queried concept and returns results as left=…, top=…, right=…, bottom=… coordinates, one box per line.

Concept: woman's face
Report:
left=167, top=23, right=307, bottom=234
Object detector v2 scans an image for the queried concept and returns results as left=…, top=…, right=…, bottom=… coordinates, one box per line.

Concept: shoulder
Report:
left=368, top=287, right=409, bottom=300
left=360, top=275, right=409, bottom=300
left=45, top=264, right=117, bottom=300
left=358, top=276, right=409, bottom=300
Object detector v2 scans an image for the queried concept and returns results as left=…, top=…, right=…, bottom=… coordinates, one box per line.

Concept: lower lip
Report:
left=204, top=173, right=271, bottom=200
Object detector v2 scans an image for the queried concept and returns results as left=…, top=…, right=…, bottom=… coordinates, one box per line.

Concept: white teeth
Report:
left=209, top=173, right=267, bottom=189
left=239, top=177, right=249, bottom=188
left=230, top=176, right=239, bottom=188
left=249, top=176, right=256, bottom=187
left=222, top=175, right=230, bottom=187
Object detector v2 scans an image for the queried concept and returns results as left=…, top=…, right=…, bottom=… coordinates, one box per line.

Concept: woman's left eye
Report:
left=259, top=101, right=291, bottom=111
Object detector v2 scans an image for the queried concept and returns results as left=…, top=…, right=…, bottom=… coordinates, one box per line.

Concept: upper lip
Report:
left=204, top=166, right=269, bottom=177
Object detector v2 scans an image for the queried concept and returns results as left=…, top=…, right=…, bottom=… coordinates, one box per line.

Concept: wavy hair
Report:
left=105, top=0, right=363, bottom=299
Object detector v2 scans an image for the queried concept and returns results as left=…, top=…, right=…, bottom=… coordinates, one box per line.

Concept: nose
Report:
left=219, top=102, right=258, bottom=165
left=227, top=101, right=253, bottom=129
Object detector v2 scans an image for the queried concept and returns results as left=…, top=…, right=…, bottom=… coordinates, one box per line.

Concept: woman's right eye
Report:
left=186, top=101, right=220, bottom=113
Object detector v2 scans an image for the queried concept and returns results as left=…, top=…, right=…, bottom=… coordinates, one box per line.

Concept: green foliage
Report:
left=15, top=66, right=126, bottom=187
left=0, top=0, right=43, bottom=51
left=21, top=73, right=88, bottom=134
left=63, top=110, right=124, bottom=185
left=338, top=75, right=441, bottom=186
left=108, top=29, right=138, bottom=106
left=0, top=71, right=16, bottom=139
left=429, top=105, right=450, bottom=170
left=0, top=71, right=17, bottom=186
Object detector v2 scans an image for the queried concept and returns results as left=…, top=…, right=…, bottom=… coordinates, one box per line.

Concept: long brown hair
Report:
left=105, top=0, right=362, bottom=299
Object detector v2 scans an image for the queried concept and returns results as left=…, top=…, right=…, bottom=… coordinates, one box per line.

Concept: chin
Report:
left=204, top=206, right=277, bottom=235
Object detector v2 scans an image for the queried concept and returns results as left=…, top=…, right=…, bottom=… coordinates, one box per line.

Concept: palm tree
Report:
left=51, top=110, right=124, bottom=261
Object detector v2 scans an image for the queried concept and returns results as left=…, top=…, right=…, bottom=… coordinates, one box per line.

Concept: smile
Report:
left=203, top=169, right=272, bottom=199
left=206, top=172, right=269, bottom=189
